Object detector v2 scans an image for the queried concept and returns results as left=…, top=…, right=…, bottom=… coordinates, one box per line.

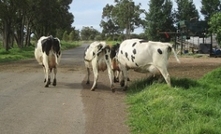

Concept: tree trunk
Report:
left=14, top=16, right=25, bottom=48
left=2, top=20, right=12, bottom=51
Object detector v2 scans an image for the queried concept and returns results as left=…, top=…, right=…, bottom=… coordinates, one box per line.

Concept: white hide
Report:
left=117, top=39, right=180, bottom=90
left=34, top=36, right=62, bottom=87
left=84, top=41, right=114, bottom=92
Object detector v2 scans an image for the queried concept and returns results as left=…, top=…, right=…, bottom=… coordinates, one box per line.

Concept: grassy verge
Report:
left=126, top=68, right=221, bottom=134
left=0, top=41, right=80, bottom=63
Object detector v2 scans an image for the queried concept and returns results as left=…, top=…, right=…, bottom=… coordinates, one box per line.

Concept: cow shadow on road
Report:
left=58, top=82, right=83, bottom=90
left=81, top=79, right=127, bottom=94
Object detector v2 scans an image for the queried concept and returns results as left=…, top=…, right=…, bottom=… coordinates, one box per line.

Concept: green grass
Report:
left=126, top=68, right=221, bottom=134
left=0, top=46, right=35, bottom=62
left=0, top=41, right=79, bottom=63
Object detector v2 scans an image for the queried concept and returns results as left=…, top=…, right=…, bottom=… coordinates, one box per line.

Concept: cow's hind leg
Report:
left=43, top=65, right=46, bottom=83
left=106, top=58, right=114, bottom=92
left=91, top=63, right=98, bottom=91
left=119, top=65, right=128, bottom=91
left=113, top=70, right=119, bottom=83
left=44, top=68, right=50, bottom=87
left=86, top=67, right=90, bottom=84
left=157, top=67, right=171, bottom=86
left=43, top=55, right=50, bottom=87
left=52, top=67, right=57, bottom=86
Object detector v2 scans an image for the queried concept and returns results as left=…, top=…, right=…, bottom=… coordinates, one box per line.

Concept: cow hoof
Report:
left=111, top=88, right=115, bottom=93
left=86, top=81, right=90, bottom=84
left=90, top=88, right=95, bottom=91
left=120, top=80, right=125, bottom=87
left=53, top=79, right=56, bottom=86
left=48, top=79, right=51, bottom=85
left=127, top=78, right=130, bottom=81
left=114, top=77, right=119, bottom=83
left=45, top=84, right=49, bottom=87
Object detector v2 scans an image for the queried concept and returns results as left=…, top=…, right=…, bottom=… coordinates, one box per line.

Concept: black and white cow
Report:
left=110, top=43, right=121, bottom=82
left=84, top=41, right=114, bottom=92
left=34, top=35, right=62, bottom=87
left=117, top=39, right=180, bottom=90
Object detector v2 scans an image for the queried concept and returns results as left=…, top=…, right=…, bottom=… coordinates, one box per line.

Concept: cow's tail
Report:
left=171, top=47, right=180, bottom=63
left=54, top=53, right=61, bottom=65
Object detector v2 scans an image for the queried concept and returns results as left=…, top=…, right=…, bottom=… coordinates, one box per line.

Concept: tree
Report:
left=175, top=0, right=199, bottom=21
left=145, top=0, right=175, bottom=41
left=80, top=26, right=100, bottom=40
left=112, top=0, right=144, bottom=38
left=0, top=0, right=19, bottom=50
left=100, top=4, right=120, bottom=40
left=62, top=31, right=69, bottom=41
left=69, top=29, right=80, bottom=41
left=201, top=0, right=221, bottom=21
left=100, top=4, right=118, bottom=35
left=208, top=12, right=221, bottom=45
left=100, top=0, right=144, bottom=39
left=31, top=0, right=74, bottom=39
left=0, top=0, right=74, bottom=50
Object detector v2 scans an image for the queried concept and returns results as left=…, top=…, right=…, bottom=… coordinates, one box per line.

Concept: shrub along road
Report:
left=0, top=44, right=129, bottom=134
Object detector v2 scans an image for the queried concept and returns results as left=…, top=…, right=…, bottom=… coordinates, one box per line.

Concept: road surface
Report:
left=0, top=44, right=129, bottom=134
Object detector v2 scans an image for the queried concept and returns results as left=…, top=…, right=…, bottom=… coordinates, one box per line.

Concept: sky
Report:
left=69, top=0, right=202, bottom=34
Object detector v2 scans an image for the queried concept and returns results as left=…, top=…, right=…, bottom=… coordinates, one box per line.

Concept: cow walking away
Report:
left=117, top=39, right=180, bottom=90
left=84, top=41, right=114, bottom=92
left=34, top=35, right=62, bottom=87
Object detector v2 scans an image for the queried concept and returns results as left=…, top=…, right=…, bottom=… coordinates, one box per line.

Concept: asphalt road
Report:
left=0, top=44, right=129, bottom=134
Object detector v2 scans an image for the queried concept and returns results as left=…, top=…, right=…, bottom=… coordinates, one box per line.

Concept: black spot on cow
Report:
left=42, top=36, right=60, bottom=56
left=93, top=52, right=95, bottom=56
left=97, top=44, right=103, bottom=51
left=125, top=52, right=129, bottom=60
left=132, top=42, right=136, bottom=47
left=105, top=55, right=108, bottom=60
left=157, top=48, right=163, bottom=54
left=41, top=39, right=52, bottom=56
left=133, top=49, right=136, bottom=55
left=139, top=40, right=148, bottom=43
left=110, top=43, right=120, bottom=59
left=53, top=38, right=61, bottom=54
left=121, top=50, right=123, bottom=54
left=168, top=46, right=172, bottom=52
left=135, top=63, right=139, bottom=66
left=131, top=55, right=135, bottom=62
left=105, top=46, right=111, bottom=53
left=84, top=45, right=90, bottom=57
